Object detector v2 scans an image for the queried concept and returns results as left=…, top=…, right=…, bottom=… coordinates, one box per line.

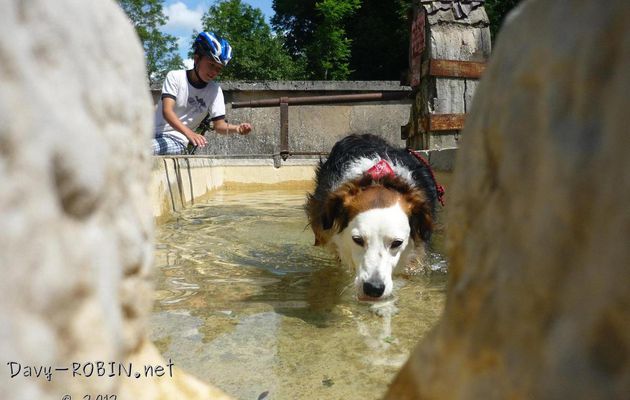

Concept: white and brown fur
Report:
left=306, top=134, right=438, bottom=300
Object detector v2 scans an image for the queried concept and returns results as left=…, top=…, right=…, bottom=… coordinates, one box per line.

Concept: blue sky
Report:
left=161, top=0, right=274, bottom=66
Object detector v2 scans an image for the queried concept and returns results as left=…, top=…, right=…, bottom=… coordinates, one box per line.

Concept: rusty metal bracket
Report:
left=420, top=113, right=466, bottom=132
left=422, top=59, right=486, bottom=79
left=280, top=97, right=289, bottom=161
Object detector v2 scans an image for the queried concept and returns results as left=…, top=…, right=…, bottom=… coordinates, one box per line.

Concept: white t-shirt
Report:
left=154, top=69, right=226, bottom=146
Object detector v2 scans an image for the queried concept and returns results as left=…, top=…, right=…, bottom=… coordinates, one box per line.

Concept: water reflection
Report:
left=151, top=188, right=447, bottom=400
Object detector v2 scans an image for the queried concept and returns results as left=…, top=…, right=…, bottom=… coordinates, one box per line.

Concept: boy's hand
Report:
left=186, top=132, right=208, bottom=147
left=237, top=123, right=252, bottom=135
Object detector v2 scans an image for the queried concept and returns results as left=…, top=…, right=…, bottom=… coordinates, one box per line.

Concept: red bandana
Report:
left=366, top=160, right=395, bottom=180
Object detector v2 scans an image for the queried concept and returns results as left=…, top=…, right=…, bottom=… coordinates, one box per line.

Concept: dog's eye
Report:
left=390, top=239, right=404, bottom=249
left=352, top=236, right=365, bottom=246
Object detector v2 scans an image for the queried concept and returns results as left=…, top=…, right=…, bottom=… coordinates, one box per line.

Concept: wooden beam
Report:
left=425, top=59, right=486, bottom=79
left=421, top=114, right=467, bottom=132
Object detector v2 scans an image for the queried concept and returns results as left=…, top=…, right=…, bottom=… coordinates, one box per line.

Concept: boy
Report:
left=152, top=32, right=252, bottom=155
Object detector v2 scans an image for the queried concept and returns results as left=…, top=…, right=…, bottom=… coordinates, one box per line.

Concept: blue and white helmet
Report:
left=193, top=32, right=232, bottom=66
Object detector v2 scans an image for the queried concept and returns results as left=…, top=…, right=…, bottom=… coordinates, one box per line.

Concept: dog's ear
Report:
left=410, top=200, right=433, bottom=243
left=322, top=181, right=360, bottom=232
left=321, top=194, right=346, bottom=231
left=404, top=189, right=434, bottom=243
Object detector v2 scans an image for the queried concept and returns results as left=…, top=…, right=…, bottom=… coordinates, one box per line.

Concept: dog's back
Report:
left=305, top=133, right=442, bottom=299
left=306, top=133, right=439, bottom=246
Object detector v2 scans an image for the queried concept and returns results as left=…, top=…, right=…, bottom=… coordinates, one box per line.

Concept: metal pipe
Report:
left=279, top=151, right=328, bottom=156
left=172, top=159, right=185, bottom=209
left=156, top=154, right=294, bottom=159
left=280, top=97, right=289, bottom=160
left=232, top=91, right=411, bottom=109
left=156, top=153, right=328, bottom=159
left=163, top=158, right=176, bottom=212
left=184, top=158, right=194, bottom=205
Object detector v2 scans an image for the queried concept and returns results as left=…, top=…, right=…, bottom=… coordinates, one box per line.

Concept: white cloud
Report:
left=164, top=2, right=203, bottom=32
left=176, top=36, right=191, bottom=52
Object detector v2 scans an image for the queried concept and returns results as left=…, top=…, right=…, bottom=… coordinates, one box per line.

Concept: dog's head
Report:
left=323, top=175, right=433, bottom=300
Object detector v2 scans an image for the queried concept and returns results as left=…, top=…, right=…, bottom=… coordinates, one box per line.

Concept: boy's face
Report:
left=195, top=55, right=223, bottom=82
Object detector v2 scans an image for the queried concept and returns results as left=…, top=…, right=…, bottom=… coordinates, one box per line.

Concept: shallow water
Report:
left=151, top=188, right=447, bottom=400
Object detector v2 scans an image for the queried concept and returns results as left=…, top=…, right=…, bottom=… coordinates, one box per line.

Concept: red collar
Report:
left=365, top=160, right=395, bottom=180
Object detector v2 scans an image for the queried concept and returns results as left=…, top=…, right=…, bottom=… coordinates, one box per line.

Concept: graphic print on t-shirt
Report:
left=188, top=96, right=207, bottom=114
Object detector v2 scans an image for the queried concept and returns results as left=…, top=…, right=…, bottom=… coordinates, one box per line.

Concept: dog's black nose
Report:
left=363, top=281, right=385, bottom=298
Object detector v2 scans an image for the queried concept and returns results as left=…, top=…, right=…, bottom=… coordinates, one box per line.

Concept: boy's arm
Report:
left=212, top=118, right=252, bottom=135
left=162, top=97, right=208, bottom=147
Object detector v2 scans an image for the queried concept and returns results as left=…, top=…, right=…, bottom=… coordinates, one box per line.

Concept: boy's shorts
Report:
left=152, top=135, right=186, bottom=155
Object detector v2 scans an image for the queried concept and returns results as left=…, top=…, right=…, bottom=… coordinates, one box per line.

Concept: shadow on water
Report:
left=241, top=256, right=351, bottom=328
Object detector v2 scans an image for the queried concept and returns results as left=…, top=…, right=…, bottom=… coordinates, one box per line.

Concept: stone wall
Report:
left=151, top=81, right=412, bottom=156
left=0, top=1, right=230, bottom=399
left=386, top=0, right=630, bottom=398
left=150, top=157, right=317, bottom=219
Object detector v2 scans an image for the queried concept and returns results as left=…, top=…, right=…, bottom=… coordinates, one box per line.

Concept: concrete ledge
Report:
left=152, top=80, right=412, bottom=92
left=150, top=150, right=455, bottom=220
left=151, top=157, right=318, bottom=220
left=150, top=81, right=414, bottom=156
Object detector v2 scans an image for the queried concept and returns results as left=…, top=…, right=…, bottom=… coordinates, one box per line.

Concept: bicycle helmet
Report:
left=193, top=32, right=232, bottom=66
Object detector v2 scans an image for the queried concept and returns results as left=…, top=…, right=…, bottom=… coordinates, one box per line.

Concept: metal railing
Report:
left=232, top=91, right=411, bottom=164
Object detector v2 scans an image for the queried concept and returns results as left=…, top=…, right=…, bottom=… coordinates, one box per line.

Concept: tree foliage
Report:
left=345, top=0, right=412, bottom=80
left=117, top=0, right=183, bottom=86
left=271, top=1, right=317, bottom=59
left=313, top=0, right=362, bottom=80
left=273, top=0, right=522, bottom=81
left=199, top=0, right=304, bottom=80
left=117, top=0, right=523, bottom=83
left=273, top=0, right=406, bottom=80
left=272, top=0, right=361, bottom=80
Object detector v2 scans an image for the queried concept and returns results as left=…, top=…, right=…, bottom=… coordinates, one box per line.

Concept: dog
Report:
left=305, top=133, right=441, bottom=301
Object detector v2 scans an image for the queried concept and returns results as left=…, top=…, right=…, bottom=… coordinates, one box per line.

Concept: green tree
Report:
left=273, top=0, right=361, bottom=80
left=117, top=0, right=183, bottom=86
left=311, top=0, right=362, bottom=80
left=345, top=0, right=412, bottom=80
left=345, top=0, right=522, bottom=80
left=274, top=0, right=522, bottom=81
left=199, top=0, right=304, bottom=80
left=271, top=1, right=317, bottom=58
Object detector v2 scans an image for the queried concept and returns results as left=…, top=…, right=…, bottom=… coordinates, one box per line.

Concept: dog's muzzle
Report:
left=362, top=280, right=386, bottom=298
